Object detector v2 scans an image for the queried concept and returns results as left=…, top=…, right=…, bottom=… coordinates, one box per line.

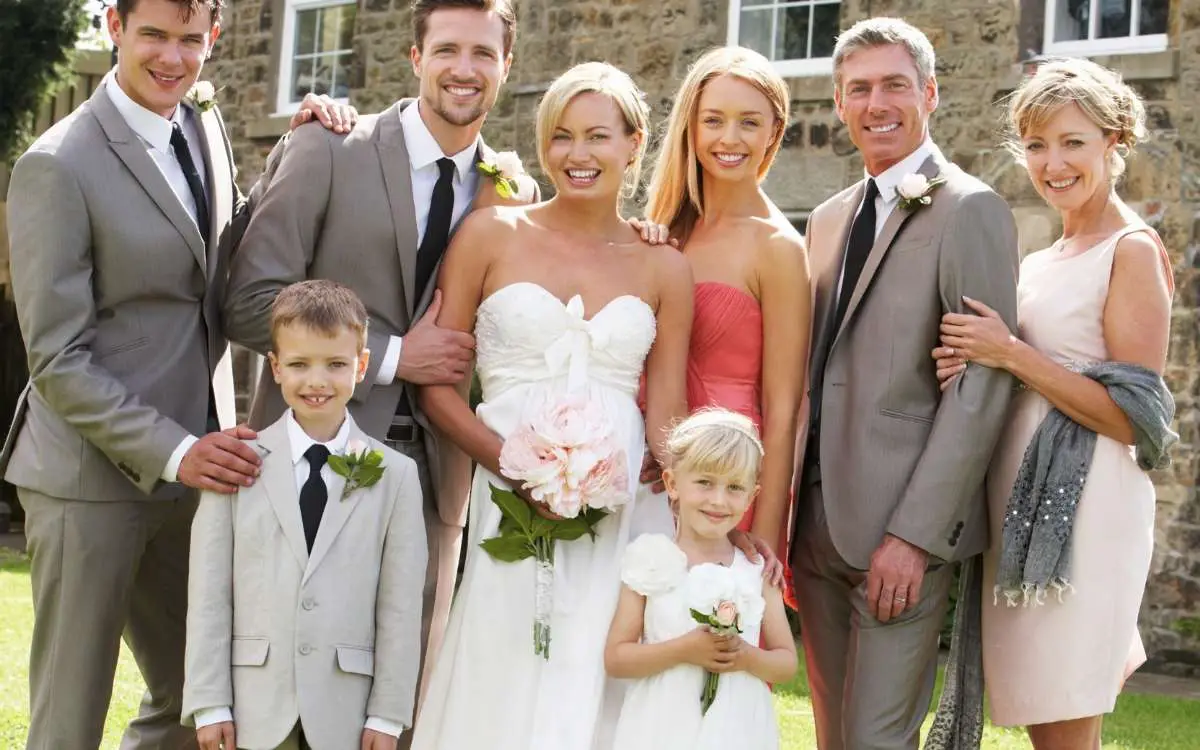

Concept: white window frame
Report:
left=726, top=0, right=837, bottom=78
left=275, top=0, right=356, bottom=116
left=1043, top=0, right=1168, bottom=57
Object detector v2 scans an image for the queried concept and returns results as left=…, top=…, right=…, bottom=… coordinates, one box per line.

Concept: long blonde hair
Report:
left=645, top=46, right=789, bottom=243
left=535, top=62, right=651, bottom=201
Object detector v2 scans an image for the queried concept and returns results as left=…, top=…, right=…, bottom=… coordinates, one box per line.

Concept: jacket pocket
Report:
left=95, top=336, right=150, bottom=359
left=230, top=636, right=269, bottom=666
left=336, top=645, right=375, bottom=676
left=879, top=408, right=934, bottom=425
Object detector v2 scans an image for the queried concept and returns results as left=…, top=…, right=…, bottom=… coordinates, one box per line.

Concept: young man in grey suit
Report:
left=222, top=0, right=539, bottom=733
left=791, top=18, right=1019, bottom=749
left=0, top=1, right=349, bottom=747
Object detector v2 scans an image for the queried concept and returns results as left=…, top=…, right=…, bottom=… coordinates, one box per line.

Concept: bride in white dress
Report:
left=409, top=63, right=693, bottom=750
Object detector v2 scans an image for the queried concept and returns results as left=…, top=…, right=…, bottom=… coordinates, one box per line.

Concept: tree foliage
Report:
left=0, top=0, right=89, bottom=162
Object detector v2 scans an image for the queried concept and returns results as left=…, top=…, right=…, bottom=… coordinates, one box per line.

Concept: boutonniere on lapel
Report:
left=327, top=439, right=385, bottom=500
left=186, top=81, right=219, bottom=113
left=896, top=173, right=946, bottom=212
left=477, top=150, right=528, bottom=200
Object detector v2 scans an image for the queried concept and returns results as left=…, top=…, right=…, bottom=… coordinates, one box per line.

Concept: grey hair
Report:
left=832, top=17, right=937, bottom=87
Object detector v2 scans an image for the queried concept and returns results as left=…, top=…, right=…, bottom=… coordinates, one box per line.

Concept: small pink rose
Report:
left=346, top=439, right=369, bottom=457
left=715, top=600, right=738, bottom=628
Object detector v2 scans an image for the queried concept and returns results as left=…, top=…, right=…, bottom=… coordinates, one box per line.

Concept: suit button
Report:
left=302, top=598, right=316, bottom=611
left=298, top=644, right=312, bottom=655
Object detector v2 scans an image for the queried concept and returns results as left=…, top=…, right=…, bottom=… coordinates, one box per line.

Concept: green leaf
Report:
left=690, top=608, right=714, bottom=626
left=489, top=485, right=534, bottom=535
left=495, top=179, right=514, bottom=200
left=358, top=466, right=385, bottom=484
left=363, top=450, right=384, bottom=468
left=327, top=454, right=351, bottom=477
left=480, top=534, right=535, bottom=562
left=477, top=161, right=499, bottom=177
left=531, top=516, right=557, bottom=538
left=550, top=516, right=594, bottom=542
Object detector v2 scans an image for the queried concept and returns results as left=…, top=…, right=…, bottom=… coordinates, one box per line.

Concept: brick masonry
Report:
left=206, top=0, right=1200, bottom=673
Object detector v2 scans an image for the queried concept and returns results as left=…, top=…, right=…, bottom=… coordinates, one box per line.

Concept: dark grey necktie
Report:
left=300, top=444, right=330, bottom=553
left=170, top=122, right=210, bottom=245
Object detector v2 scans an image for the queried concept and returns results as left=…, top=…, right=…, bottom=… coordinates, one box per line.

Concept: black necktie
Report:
left=415, top=157, right=456, bottom=300
left=299, top=444, right=331, bottom=553
left=170, top=122, right=210, bottom=245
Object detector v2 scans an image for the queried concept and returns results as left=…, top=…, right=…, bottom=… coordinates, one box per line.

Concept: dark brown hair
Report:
left=116, top=0, right=223, bottom=25
left=411, top=0, right=517, bottom=55
left=270, top=280, right=369, bottom=352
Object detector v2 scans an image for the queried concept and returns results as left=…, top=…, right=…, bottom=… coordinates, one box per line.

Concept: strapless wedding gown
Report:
left=411, top=282, right=657, bottom=750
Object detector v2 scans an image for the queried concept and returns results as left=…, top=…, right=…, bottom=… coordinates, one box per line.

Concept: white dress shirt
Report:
left=194, top=411, right=405, bottom=739
left=375, top=100, right=482, bottom=386
left=104, top=72, right=211, bottom=483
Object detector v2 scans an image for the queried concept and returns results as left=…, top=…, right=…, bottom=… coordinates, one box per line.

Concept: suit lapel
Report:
left=191, top=104, right=233, bottom=280
left=303, top=422, right=370, bottom=584
left=376, top=101, right=421, bottom=319
left=809, top=185, right=862, bottom=381
left=832, top=154, right=943, bottom=346
left=90, top=82, right=206, bottom=272
left=255, top=423, right=309, bottom=572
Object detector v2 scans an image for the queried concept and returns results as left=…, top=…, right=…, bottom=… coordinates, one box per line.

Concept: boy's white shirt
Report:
left=193, top=409, right=405, bottom=737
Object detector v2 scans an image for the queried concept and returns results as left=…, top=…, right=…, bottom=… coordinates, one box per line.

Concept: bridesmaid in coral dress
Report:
left=633, top=47, right=810, bottom=574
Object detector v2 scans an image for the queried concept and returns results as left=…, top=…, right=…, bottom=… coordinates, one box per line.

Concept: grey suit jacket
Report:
left=1, top=80, right=242, bottom=500
left=224, top=99, right=521, bottom=528
left=182, top=416, right=427, bottom=749
left=798, top=151, right=1019, bottom=568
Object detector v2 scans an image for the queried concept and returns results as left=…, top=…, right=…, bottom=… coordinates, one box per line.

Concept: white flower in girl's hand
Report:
left=620, top=534, right=688, bottom=596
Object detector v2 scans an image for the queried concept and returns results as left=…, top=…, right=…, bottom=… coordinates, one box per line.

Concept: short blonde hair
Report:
left=832, top=17, right=936, bottom=89
left=270, top=279, right=369, bottom=351
left=535, top=62, right=650, bottom=200
left=665, top=408, right=764, bottom=484
left=646, top=46, right=790, bottom=243
left=1008, top=57, right=1147, bottom=180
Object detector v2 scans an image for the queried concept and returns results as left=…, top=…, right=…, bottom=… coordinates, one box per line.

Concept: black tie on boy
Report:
left=300, top=444, right=331, bottom=553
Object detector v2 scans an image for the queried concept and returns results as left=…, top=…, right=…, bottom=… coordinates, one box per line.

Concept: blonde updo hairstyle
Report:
left=664, top=408, right=764, bottom=493
left=535, top=62, right=651, bottom=201
left=645, top=46, right=790, bottom=243
left=1008, top=58, right=1147, bottom=181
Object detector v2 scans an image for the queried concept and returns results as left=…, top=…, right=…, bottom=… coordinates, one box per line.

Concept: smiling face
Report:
left=693, top=74, right=779, bottom=185
left=107, top=0, right=219, bottom=118
left=835, top=43, right=938, bottom=176
left=410, top=7, right=511, bottom=129
left=1021, top=102, right=1116, bottom=213
left=269, top=322, right=368, bottom=437
left=544, top=91, right=642, bottom=200
left=665, top=465, right=757, bottom=540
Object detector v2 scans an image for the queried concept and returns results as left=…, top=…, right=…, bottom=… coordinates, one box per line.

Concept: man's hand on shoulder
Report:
left=178, top=424, right=262, bottom=494
left=289, top=93, right=358, bottom=134
left=395, top=290, right=475, bottom=386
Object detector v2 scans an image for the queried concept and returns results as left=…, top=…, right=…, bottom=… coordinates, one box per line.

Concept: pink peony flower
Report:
left=715, top=600, right=739, bottom=628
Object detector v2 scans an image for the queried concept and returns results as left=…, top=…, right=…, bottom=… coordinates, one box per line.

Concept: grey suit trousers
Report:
left=21, top=488, right=199, bottom=750
left=792, top=475, right=953, bottom=750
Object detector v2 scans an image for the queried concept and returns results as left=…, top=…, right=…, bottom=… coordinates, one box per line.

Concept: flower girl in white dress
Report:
left=605, top=409, right=795, bottom=750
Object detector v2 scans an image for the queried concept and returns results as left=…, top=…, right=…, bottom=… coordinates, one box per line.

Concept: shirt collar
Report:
left=286, top=409, right=352, bottom=467
left=400, top=99, right=480, bottom=183
left=869, top=137, right=941, bottom=203
left=104, top=70, right=186, bottom=154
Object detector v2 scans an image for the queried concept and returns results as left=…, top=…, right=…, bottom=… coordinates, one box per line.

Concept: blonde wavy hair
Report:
left=645, top=47, right=790, bottom=243
left=535, top=62, right=651, bottom=200
left=664, top=408, right=764, bottom=486
left=1008, top=57, right=1148, bottom=181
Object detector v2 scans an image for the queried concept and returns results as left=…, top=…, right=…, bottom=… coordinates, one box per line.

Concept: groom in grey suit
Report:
left=0, top=1, right=349, bottom=747
left=222, top=0, right=537, bottom=732
left=791, top=18, right=1018, bottom=749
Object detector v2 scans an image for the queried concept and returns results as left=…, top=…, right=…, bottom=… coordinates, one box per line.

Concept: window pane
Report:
left=1053, top=0, right=1090, bottom=42
left=739, top=8, right=774, bottom=58
left=778, top=5, right=812, bottom=60
left=332, top=53, right=353, bottom=98
left=338, top=4, right=357, bottom=50
left=1098, top=0, right=1131, bottom=38
left=1140, top=0, right=1167, bottom=34
left=318, top=7, right=342, bottom=53
left=310, top=57, right=333, bottom=97
left=295, top=8, right=318, bottom=55
left=741, top=0, right=772, bottom=5
left=812, top=2, right=839, bottom=58
left=292, top=57, right=315, bottom=101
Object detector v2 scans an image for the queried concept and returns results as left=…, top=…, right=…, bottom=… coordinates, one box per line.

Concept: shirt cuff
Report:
left=375, top=335, right=403, bottom=386
left=364, top=716, right=406, bottom=737
left=162, top=434, right=200, bottom=482
left=194, top=706, right=233, bottom=729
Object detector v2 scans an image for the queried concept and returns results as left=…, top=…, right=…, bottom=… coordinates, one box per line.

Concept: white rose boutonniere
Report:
left=186, top=81, right=219, bottom=113
left=328, top=439, right=386, bottom=500
left=896, top=172, right=945, bottom=212
left=478, top=150, right=529, bottom=200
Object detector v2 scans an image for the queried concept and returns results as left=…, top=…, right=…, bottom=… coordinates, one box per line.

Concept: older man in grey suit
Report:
left=222, top=0, right=538, bottom=731
left=791, top=18, right=1019, bottom=750
left=0, top=1, right=349, bottom=747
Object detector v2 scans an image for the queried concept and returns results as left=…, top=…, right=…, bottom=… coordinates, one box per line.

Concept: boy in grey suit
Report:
left=184, top=280, right=426, bottom=750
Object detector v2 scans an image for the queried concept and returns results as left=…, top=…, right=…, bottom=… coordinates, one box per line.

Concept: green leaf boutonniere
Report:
left=895, top=173, right=946, bottom=212
left=477, top=150, right=528, bottom=200
left=186, top=81, right=220, bottom=113
left=327, top=439, right=385, bottom=500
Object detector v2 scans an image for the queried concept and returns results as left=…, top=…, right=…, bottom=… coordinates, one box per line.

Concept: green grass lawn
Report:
left=0, top=547, right=1195, bottom=749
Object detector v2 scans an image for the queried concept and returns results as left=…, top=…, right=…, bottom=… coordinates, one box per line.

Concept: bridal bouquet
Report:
left=483, top=394, right=631, bottom=658
left=687, top=565, right=750, bottom=714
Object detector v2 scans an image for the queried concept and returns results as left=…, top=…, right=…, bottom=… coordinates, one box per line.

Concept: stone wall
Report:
left=211, top=0, right=1200, bottom=672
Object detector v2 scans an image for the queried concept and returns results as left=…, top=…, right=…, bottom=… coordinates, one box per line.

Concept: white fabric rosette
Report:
left=620, top=534, right=688, bottom=597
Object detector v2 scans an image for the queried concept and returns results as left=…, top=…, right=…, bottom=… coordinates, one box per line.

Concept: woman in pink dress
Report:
left=638, top=47, right=810, bottom=568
